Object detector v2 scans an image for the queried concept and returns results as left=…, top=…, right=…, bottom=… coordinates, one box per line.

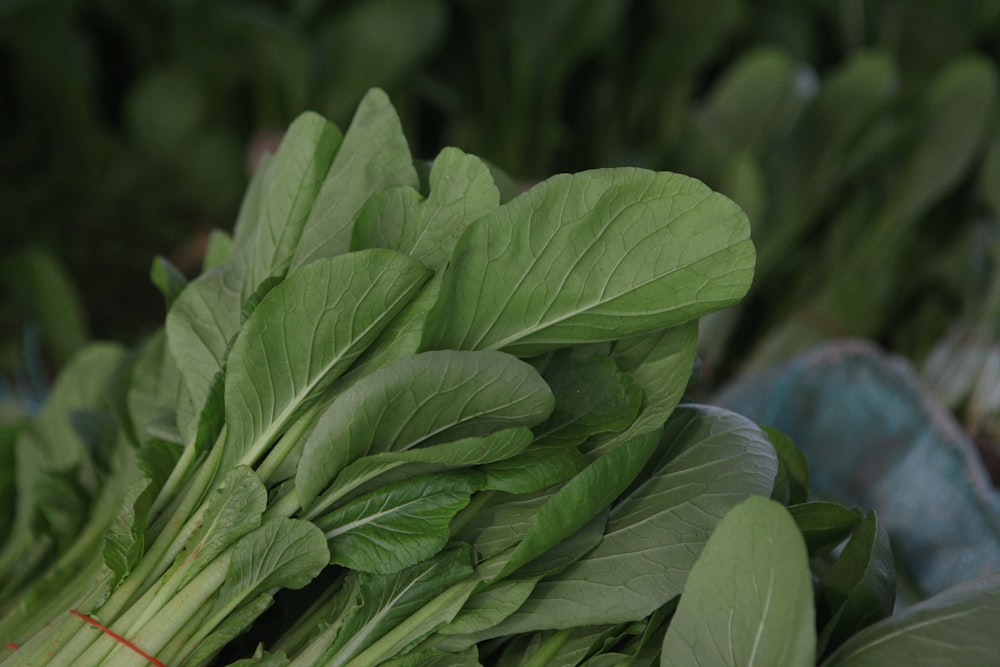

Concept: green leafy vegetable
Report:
left=660, top=496, right=815, bottom=667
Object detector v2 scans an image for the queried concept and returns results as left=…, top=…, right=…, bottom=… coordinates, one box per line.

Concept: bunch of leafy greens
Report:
left=2, top=89, right=998, bottom=667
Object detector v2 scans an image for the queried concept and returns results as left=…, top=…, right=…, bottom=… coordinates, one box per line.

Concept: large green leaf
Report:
left=228, top=112, right=342, bottom=299
left=586, top=322, right=698, bottom=456
left=788, top=502, right=862, bottom=558
left=176, top=466, right=269, bottom=590
left=290, top=88, right=419, bottom=270
left=533, top=350, right=642, bottom=446
left=295, top=350, right=554, bottom=508
left=316, top=547, right=476, bottom=667
left=353, top=146, right=501, bottom=270
left=165, top=266, right=244, bottom=419
left=317, top=471, right=482, bottom=574
left=821, top=574, right=1000, bottom=666
left=223, top=249, right=431, bottom=470
left=817, top=511, right=895, bottom=657
left=421, top=169, right=754, bottom=355
left=659, top=496, right=815, bottom=667
left=493, top=429, right=661, bottom=581
left=309, top=427, right=533, bottom=517
left=486, top=405, right=777, bottom=633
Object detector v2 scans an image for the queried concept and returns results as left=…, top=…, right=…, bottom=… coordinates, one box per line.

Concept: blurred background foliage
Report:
left=4, top=0, right=1000, bottom=454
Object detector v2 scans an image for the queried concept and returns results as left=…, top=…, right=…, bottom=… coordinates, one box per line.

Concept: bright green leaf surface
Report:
left=660, top=496, right=815, bottom=667
left=291, top=89, right=419, bottom=270
left=586, top=322, right=698, bottom=456
left=821, top=574, right=1000, bottom=667
left=296, top=350, right=554, bottom=508
left=317, top=472, right=482, bottom=574
left=223, top=249, right=431, bottom=470
left=353, top=146, right=500, bottom=270
left=421, top=169, right=754, bottom=355
left=482, top=443, right=589, bottom=494
left=317, top=546, right=475, bottom=667
left=216, top=518, right=329, bottom=607
left=178, top=466, right=268, bottom=589
left=495, top=429, right=661, bottom=581
left=230, top=112, right=341, bottom=298
left=533, top=350, right=642, bottom=446
left=166, top=266, right=244, bottom=418
left=312, top=427, right=533, bottom=516
left=489, top=405, right=778, bottom=633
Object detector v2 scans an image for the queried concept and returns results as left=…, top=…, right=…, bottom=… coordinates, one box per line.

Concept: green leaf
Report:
left=821, top=574, right=1000, bottom=666
left=203, top=229, right=233, bottom=272
left=317, top=471, right=483, bottom=574
left=228, top=111, right=342, bottom=297
left=0, top=246, right=88, bottom=365
left=183, top=594, right=274, bottom=667
left=817, top=511, right=895, bottom=657
left=178, top=466, right=268, bottom=589
left=489, top=405, right=778, bottom=634
left=763, top=426, right=809, bottom=506
left=291, top=88, right=419, bottom=270
left=215, top=518, right=328, bottom=608
left=439, top=578, right=539, bottom=637
left=586, top=322, right=698, bottom=456
left=127, top=330, right=184, bottom=445
left=166, top=266, right=243, bottom=418
left=223, top=249, right=431, bottom=470
left=353, top=146, right=501, bottom=270
left=103, top=475, right=156, bottom=587
left=344, top=271, right=445, bottom=385
left=150, top=256, right=188, bottom=308
left=695, top=47, right=803, bottom=156
left=788, top=502, right=862, bottom=558
left=421, top=169, right=754, bottom=355
left=313, top=427, right=533, bottom=515
left=296, top=350, right=554, bottom=509
left=318, top=546, right=476, bottom=667
left=483, top=443, right=590, bottom=494
left=534, top=350, right=642, bottom=446
left=495, top=430, right=661, bottom=581
left=886, top=55, right=998, bottom=224
left=660, top=496, right=815, bottom=667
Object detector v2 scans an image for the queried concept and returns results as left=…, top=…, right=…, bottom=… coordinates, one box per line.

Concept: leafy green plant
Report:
left=2, top=89, right=998, bottom=667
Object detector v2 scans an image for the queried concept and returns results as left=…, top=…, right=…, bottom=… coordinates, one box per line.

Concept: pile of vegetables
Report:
left=1, top=90, right=998, bottom=667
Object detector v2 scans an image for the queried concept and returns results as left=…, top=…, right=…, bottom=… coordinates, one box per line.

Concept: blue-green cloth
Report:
left=714, top=340, right=1000, bottom=597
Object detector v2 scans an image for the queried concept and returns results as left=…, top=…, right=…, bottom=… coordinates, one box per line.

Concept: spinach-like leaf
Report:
left=586, top=322, right=698, bottom=456
left=533, top=350, right=642, bottom=446
left=493, top=429, right=661, bottom=581
left=788, top=502, right=862, bottom=558
left=353, top=146, right=501, bottom=270
left=317, top=471, right=483, bottom=574
left=421, top=169, right=754, bottom=356
left=223, top=249, right=431, bottom=470
left=763, top=426, right=810, bottom=506
left=291, top=88, right=419, bottom=270
left=821, top=574, right=1000, bottom=666
left=311, top=427, right=533, bottom=516
left=229, top=112, right=342, bottom=299
left=659, top=496, right=815, bottom=667
left=817, top=511, right=895, bottom=657
left=314, top=546, right=476, bottom=667
left=488, top=405, right=777, bottom=633
left=296, top=350, right=554, bottom=509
